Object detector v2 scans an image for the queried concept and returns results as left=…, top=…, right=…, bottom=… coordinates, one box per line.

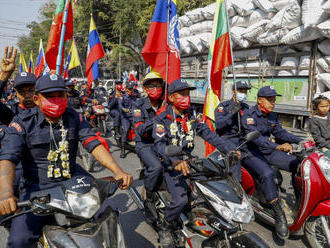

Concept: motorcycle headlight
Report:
left=196, top=182, right=235, bottom=224
left=66, top=187, right=100, bottom=219
left=225, top=195, right=254, bottom=223
left=319, top=155, right=330, bottom=183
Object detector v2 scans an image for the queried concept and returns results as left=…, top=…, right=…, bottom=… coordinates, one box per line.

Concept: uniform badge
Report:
left=20, top=72, right=27, bottom=77
left=50, top=74, right=58, bottom=81
left=9, top=122, right=22, bottom=132
left=217, top=106, right=223, bottom=112
left=246, top=118, right=255, bottom=125
left=270, top=86, right=274, bottom=90
left=155, top=124, right=165, bottom=137
left=134, top=109, right=141, bottom=117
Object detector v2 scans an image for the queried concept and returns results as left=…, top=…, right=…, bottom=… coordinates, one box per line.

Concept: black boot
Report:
left=144, top=191, right=157, bottom=225
left=120, top=142, right=126, bottom=158
left=114, top=126, right=120, bottom=140
left=158, top=219, right=174, bottom=248
left=271, top=198, right=289, bottom=239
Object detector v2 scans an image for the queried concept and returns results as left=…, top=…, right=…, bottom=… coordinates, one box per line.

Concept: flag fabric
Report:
left=45, top=0, right=73, bottom=71
left=142, top=0, right=181, bottom=85
left=35, top=39, right=46, bottom=78
left=86, top=16, right=105, bottom=90
left=28, top=51, right=34, bottom=73
left=203, top=0, right=232, bottom=157
left=63, top=40, right=81, bottom=79
left=19, top=52, right=28, bottom=73
left=209, top=0, right=232, bottom=98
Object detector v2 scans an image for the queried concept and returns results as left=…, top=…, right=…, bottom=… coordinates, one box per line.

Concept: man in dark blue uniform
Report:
left=0, top=74, right=133, bottom=248
left=132, top=72, right=164, bottom=215
left=10, top=72, right=37, bottom=115
left=93, top=80, right=108, bottom=104
left=153, top=79, right=240, bottom=246
left=214, top=81, right=251, bottom=181
left=118, top=80, right=140, bottom=158
left=65, top=79, right=84, bottom=111
left=241, top=86, right=302, bottom=239
left=109, top=80, right=124, bottom=140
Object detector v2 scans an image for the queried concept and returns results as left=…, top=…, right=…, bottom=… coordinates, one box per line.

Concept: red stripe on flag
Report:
left=86, top=43, right=105, bottom=74
left=211, top=33, right=232, bottom=98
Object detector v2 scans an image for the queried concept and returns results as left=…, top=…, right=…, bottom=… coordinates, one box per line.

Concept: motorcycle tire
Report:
left=305, top=216, right=330, bottom=248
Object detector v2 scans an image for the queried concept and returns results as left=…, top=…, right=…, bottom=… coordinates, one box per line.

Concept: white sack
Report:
left=186, top=8, right=205, bottom=24
left=227, top=0, right=237, bottom=17
left=178, top=15, right=193, bottom=28
left=201, top=3, right=217, bottom=20
left=257, top=28, right=289, bottom=46
left=180, top=38, right=193, bottom=55
left=272, top=0, right=297, bottom=11
left=297, top=55, right=310, bottom=76
left=242, top=20, right=270, bottom=41
left=231, top=0, right=256, bottom=16
left=317, top=20, right=330, bottom=39
left=280, top=26, right=322, bottom=45
left=252, top=0, right=276, bottom=13
left=302, top=0, right=329, bottom=28
left=316, top=73, right=330, bottom=91
left=317, top=56, right=330, bottom=73
left=190, top=21, right=213, bottom=34
left=319, top=40, right=330, bottom=56
left=186, top=36, right=204, bottom=53
left=323, top=1, right=330, bottom=14
left=180, top=27, right=190, bottom=38
left=266, top=2, right=301, bottom=30
left=232, top=9, right=274, bottom=27
left=278, top=57, right=298, bottom=76
left=230, top=26, right=251, bottom=48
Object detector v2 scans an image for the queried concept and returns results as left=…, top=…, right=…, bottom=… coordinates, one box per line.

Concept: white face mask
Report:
left=236, top=92, right=247, bottom=102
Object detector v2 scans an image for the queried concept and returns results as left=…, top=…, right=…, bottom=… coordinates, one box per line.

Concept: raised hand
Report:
left=0, top=46, right=17, bottom=81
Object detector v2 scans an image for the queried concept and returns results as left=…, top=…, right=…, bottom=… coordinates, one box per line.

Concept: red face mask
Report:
left=146, top=87, right=163, bottom=100
left=41, top=97, right=68, bottom=118
left=260, top=106, right=271, bottom=114
left=116, top=85, right=122, bottom=91
left=174, top=96, right=191, bottom=110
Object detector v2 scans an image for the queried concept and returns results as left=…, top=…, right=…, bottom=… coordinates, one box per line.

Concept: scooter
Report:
left=0, top=176, right=127, bottom=248
left=129, top=131, right=269, bottom=248
left=241, top=141, right=330, bottom=248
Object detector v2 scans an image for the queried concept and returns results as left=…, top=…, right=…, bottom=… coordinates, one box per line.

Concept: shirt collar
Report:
left=37, top=108, right=68, bottom=127
left=254, top=105, right=263, bottom=117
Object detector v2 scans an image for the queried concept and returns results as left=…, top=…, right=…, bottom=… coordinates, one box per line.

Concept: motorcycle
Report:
left=90, top=104, right=108, bottom=136
left=129, top=131, right=269, bottom=248
left=241, top=141, right=330, bottom=248
left=0, top=176, right=127, bottom=248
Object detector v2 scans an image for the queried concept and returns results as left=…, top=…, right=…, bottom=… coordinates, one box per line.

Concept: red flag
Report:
left=45, top=0, right=73, bottom=72
left=142, top=0, right=181, bottom=84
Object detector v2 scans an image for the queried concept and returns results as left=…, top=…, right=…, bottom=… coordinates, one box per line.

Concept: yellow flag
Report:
left=68, top=40, right=81, bottom=70
left=19, top=52, right=28, bottom=73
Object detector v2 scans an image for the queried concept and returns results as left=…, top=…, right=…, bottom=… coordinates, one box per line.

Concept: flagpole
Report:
left=224, top=0, right=240, bottom=132
left=56, top=0, right=70, bottom=74
left=164, top=0, right=170, bottom=105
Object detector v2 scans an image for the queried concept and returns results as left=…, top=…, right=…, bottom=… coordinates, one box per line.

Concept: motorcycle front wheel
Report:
left=305, top=216, right=330, bottom=248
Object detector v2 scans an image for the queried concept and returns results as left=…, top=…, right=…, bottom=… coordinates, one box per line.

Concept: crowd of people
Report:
left=0, top=45, right=329, bottom=248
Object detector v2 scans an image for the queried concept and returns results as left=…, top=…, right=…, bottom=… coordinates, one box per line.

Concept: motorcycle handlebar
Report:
left=17, top=200, right=32, bottom=209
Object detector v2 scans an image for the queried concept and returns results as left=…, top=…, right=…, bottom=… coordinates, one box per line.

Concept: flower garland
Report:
left=170, top=119, right=194, bottom=148
left=47, top=120, right=71, bottom=179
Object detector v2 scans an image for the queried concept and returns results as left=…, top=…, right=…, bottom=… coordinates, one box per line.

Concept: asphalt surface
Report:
left=0, top=136, right=309, bottom=248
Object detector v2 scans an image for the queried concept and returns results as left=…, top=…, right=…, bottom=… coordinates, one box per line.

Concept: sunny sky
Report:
left=0, top=0, right=48, bottom=59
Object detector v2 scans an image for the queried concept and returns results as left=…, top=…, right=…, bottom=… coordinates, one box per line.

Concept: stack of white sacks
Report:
left=179, top=0, right=330, bottom=96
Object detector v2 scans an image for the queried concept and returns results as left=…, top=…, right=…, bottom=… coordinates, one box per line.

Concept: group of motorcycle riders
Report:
left=0, top=46, right=328, bottom=248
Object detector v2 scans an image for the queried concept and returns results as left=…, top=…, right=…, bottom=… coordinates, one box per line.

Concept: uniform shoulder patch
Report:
left=246, top=118, right=255, bottom=125
left=155, top=124, right=165, bottom=137
left=217, top=106, right=224, bottom=112
left=134, top=109, right=142, bottom=117
left=9, top=122, right=23, bottom=132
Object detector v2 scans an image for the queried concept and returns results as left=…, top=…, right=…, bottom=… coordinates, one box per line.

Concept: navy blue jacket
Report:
left=153, top=105, right=236, bottom=165
left=0, top=107, right=101, bottom=185
left=241, top=105, right=302, bottom=154
left=215, top=99, right=249, bottom=136
left=118, top=92, right=140, bottom=119
left=68, top=89, right=84, bottom=110
left=133, top=97, right=162, bottom=148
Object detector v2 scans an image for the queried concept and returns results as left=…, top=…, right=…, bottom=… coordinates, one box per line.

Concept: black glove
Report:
left=231, top=102, right=241, bottom=114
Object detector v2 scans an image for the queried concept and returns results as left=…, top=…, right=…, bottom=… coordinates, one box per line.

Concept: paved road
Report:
left=0, top=136, right=309, bottom=248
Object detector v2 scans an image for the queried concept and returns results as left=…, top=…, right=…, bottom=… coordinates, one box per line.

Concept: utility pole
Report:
left=118, top=25, right=122, bottom=80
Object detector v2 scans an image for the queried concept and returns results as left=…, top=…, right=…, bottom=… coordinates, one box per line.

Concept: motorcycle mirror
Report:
left=165, top=146, right=183, bottom=157
left=244, top=131, right=260, bottom=142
